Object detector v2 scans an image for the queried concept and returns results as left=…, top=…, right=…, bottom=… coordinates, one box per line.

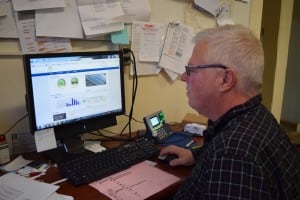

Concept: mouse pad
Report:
left=160, top=132, right=195, bottom=148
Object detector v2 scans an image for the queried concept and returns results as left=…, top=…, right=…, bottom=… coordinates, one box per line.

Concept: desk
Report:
left=12, top=123, right=204, bottom=200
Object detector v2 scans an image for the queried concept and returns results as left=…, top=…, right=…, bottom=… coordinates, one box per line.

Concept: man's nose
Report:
left=181, top=72, right=188, bottom=81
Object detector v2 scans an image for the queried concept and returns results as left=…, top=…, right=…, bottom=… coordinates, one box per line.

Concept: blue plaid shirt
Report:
left=173, top=95, right=300, bottom=200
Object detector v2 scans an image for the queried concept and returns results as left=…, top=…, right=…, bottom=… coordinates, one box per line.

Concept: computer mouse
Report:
left=158, top=154, right=178, bottom=163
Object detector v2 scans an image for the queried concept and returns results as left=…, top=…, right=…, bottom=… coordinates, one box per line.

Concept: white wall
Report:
left=281, top=0, right=300, bottom=124
left=0, top=0, right=258, bottom=135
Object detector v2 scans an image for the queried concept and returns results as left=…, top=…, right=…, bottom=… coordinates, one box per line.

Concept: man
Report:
left=160, top=24, right=300, bottom=199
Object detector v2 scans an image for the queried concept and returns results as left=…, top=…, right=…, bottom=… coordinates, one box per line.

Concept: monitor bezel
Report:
left=23, top=50, right=125, bottom=140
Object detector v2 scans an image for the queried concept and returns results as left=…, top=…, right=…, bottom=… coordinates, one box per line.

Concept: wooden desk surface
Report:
left=19, top=123, right=204, bottom=200
left=29, top=156, right=193, bottom=200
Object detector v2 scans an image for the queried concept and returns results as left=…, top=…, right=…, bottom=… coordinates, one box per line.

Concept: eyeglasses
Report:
left=185, top=64, right=227, bottom=76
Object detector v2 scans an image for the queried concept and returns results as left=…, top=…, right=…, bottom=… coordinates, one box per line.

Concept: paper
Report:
left=193, top=0, right=220, bottom=17
left=90, top=161, right=180, bottom=200
left=84, top=141, right=106, bottom=153
left=121, top=0, right=151, bottom=23
left=0, top=173, right=59, bottom=200
left=111, top=26, right=129, bottom=44
left=164, top=68, right=179, bottom=81
left=216, top=2, right=234, bottom=26
left=159, top=22, right=194, bottom=74
left=34, top=128, right=57, bottom=152
left=0, top=1, right=18, bottom=38
left=0, top=155, right=32, bottom=172
left=184, top=1, right=216, bottom=33
left=35, top=0, right=84, bottom=38
left=77, top=0, right=124, bottom=38
left=47, top=192, right=74, bottom=200
left=130, top=21, right=166, bottom=76
left=15, top=11, right=72, bottom=54
left=139, top=25, right=161, bottom=62
left=11, top=0, right=66, bottom=11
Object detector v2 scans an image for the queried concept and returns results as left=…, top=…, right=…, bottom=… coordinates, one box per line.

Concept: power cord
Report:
left=87, top=130, right=129, bottom=142
left=120, top=48, right=138, bottom=139
left=2, top=112, right=29, bottom=135
left=123, top=114, right=143, bottom=124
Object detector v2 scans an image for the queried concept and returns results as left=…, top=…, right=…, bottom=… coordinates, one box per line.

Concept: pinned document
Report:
left=0, top=1, right=18, bottom=38
left=159, top=22, right=194, bottom=74
left=14, top=11, right=72, bottom=54
left=77, top=0, right=124, bottom=38
left=130, top=21, right=166, bottom=76
left=11, top=0, right=66, bottom=11
left=35, top=0, right=84, bottom=39
left=193, top=0, right=220, bottom=17
left=122, top=0, right=151, bottom=23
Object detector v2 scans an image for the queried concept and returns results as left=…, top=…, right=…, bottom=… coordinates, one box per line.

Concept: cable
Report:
left=95, top=48, right=138, bottom=141
left=3, top=112, right=29, bottom=135
left=123, top=114, right=143, bottom=124
left=120, top=48, right=138, bottom=139
left=88, top=130, right=129, bottom=142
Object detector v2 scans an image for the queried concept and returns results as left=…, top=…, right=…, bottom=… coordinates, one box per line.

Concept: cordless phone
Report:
left=143, top=110, right=173, bottom=142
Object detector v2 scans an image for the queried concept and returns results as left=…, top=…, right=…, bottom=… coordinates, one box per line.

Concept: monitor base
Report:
left=43, top=137, right=93, bottom=165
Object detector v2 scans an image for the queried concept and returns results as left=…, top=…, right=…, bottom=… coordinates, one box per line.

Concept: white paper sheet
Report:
left=77, top=0, right=124, bottom=38
left=0, top=1, right=18, bottom=38
left=47, top=192, right=74, bottom=200
left=11, top=0, right=66, bottom=11
left=34, top=128, right=57, bottom=152
left=159, top=22, right=194, bottom=74
left=0, top=155, right=32, bottom=172
left=15, top=11, right=72, bottom=54
left=164, top=68, right=179, bottom=81
left=35, top=0, right=84, bottom=38
left=121, top=0, right=151, bottom=23
left=193, top=0, right=220, bottom=17
left=130, top=21, right=166, bottom=76
left=139, top=25, right=161, bottom=62
left=0, top=173, right=59, bottom=200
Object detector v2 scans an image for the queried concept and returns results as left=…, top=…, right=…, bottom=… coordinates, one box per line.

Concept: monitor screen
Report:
left=23, top=51, right=125, bottom=144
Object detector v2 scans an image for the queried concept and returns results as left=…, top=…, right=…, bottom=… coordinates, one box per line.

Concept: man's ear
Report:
left=219, top=68, right=236, bottom=92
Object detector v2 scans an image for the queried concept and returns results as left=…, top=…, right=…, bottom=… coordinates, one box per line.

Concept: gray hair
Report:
left=193, top=24, right=264, bottom=96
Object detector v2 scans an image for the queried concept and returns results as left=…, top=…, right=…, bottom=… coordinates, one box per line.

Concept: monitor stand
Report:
left=44, top=136, right=93, bottom=165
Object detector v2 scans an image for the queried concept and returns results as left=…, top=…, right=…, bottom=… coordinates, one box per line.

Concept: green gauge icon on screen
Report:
left=71, top=77, right=79, bottom=86
left=57, top=79, right=66, bottom=87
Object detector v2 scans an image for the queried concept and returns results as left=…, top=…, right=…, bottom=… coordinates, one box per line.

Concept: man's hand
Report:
left=160, top=145, right=195, bottom=166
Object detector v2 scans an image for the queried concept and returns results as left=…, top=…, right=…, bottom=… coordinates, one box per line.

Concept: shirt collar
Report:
left=203, top=94, right=262, bottom=141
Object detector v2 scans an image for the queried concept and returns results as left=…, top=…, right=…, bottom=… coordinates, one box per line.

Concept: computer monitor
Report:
left=23, top=51, right=125, bottom=162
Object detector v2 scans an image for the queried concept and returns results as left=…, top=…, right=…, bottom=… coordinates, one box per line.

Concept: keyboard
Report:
left=58, top=137, right=159, bottom=186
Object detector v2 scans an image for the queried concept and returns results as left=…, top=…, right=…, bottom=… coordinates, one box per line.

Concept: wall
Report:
left=260, top=0, right=296, bottom=122
left=270, top=0, right=294, bottom=121
left=0, top=0, right=261, bottom=136
left=281, top=0, right=300, bottom=124
left=261, top=0, right=281, bottom=109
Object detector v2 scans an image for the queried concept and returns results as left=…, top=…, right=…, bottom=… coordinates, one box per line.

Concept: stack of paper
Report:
left=130, top=21, right=194, bottom=80
left=0, top=173, right=73, bottom=200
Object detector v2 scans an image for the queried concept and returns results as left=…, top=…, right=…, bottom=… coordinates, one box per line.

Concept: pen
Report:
left=185, top=140, right=194, bottom=148
left=51, top=178, right=68, bottom=185
left=191, top=145, right=201, bottom=150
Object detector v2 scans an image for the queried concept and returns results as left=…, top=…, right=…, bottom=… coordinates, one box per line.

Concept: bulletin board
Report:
left=0, top=0, right=252, bottom=136
left=0, top=0, right=251, bottom=55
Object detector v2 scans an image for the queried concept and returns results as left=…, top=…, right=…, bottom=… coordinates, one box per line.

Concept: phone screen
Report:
left=150, top=116, right=160, bottom=127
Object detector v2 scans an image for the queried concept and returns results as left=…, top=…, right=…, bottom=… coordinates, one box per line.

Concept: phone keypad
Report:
left=157, top=129, right=169, bottom=141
